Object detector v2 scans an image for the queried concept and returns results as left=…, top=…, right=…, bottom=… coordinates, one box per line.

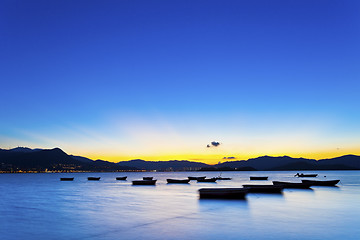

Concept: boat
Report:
left=60, top=177, right=74, bottom=181
left=295, top=173, right=318, bottom=177
left=243, top=184, right=283, bottom=193
left=199, top=188, right=248, bottom=199
left=188, top=176, right=206, bottom=180
left=167, top=179, right=190, bottom=184
left=88, top=177, right=101, bottom=181
left=132, top=180, right=157, bottom=185
left=197, top=178, right=217, bottom=182
left=272, top=181, right=311, bottom=189
left=143, top=177, right=153, bottom=180
left=250, top=176, right=268, bottom=180
left=116, top=176, right=127, bottom=180
left=215, top=177, right=232, bottom=180
left=301, top=179, right=340, bottom=186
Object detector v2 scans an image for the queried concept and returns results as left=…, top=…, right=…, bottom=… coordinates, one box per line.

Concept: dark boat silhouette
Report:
left=295, top=173, right=318, bottom=177
left=199, top=188, right=248, bottom=199
left=88, top=177, right=101, bottom=181
left=167, top=179, right=190, bottom=184
left=272, top=181, right=311, bottom=189
left=215, top=177, right=232, bottom=180
left=301, top=179, right=340, bottom=186
left=250, top=176, right=268, bottom=180
left=143, top=177, right=153, bottom=180
left=188, top=176, right=206, bottom=180
left=197, top=178, right=217, bottom=183
left=60, top=177, right=74, bottom=181
left=243, top=184, right=283, bottom=193
left=132, top=180, right=157, bottom=185
left=116, top=176, right=127, bottom=180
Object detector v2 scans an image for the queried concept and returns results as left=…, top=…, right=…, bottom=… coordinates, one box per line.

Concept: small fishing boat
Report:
left=167, top=179, right=190, bottom=184
left=143, top=177, right=153, bottom=180
left=215, top=177, right=232, bottom=180
left=188, top=176, right=206, bottom=180
left=197, top=178, right=217, bottom=183
left=199, top=188, right=248, bottom=199
left=295, top=173, right=318, bottom=177
left=116, top=176, right=127, bottom=180
left=88, top=177, right=101, bottom=181
left=301, top=179, right=340, bottom=186
left=243, top=184, right=283, bottom=193
left=60, top=177, right=74, bottom=181
left=272, top=181, right=311, bottom=189
left=250, top=176, right=268, bottom=180
left=132, top=180, right=157, bottom=185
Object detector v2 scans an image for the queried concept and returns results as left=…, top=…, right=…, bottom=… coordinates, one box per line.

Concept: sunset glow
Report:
left=1, top=0, right=359, bottom=164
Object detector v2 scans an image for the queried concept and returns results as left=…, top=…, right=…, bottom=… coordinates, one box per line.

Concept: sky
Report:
left=1, top=0, right=359, bottom=164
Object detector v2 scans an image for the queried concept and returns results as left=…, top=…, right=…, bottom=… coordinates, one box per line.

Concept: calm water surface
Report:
left=1, top=171, right=359, bottom=240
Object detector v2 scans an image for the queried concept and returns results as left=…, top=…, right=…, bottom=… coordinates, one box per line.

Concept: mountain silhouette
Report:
left=1, top=147, right=360, bottom=172
left=0, top=148, right=136, bottom=172
left=215, top=155, right=360, bottom=170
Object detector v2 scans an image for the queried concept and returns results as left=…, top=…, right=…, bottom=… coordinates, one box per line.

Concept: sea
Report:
left=0, top=171, right=359, bottom=240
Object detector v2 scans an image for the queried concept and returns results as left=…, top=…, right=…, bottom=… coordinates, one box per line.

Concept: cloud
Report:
left=223, top=156, right=236, bottom=159
left=206, top=141, right=221, bottom=148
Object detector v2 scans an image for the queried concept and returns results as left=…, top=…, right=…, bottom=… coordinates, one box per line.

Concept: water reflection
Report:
left=1, top=171, right=360, bottom=240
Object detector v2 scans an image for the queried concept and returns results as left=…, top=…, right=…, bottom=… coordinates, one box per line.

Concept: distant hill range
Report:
left=214, top=155, right=360, bottom=171
left=0, top=147, right=135, bottom=172
left=1, top=147, right=360, bottom=172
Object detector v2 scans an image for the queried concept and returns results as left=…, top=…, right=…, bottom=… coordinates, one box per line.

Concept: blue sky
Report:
left=1, top=0, right=359, bottom=163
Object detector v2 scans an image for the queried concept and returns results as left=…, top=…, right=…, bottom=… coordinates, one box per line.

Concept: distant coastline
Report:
left=1, top=147, right=360, bottom=173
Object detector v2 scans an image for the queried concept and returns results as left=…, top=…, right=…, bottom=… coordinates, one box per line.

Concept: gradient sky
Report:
left=1, top=0, right=359, bottom=164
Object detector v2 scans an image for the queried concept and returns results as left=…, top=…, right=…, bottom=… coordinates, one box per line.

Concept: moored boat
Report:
left=250, top=176, right=268, bottom=180
left=143, top=177, right=153, bottom=180
left=60, top=177, right=74, bottom=181
left=215, top=177, right=232, bottom=180
left=295, top=173, right=318, bottom=177
left=132, top=180, right=157, bottom=185
left=167, top=179, right=190, bottom=184
left=272, top=181, right=311, bottom=189
left=188, top=176, right=206, bottom=180
left=243, top=184, right=283, bottom=193
left=116, top=176, right=127, bottom=180
left=197, top=178, right=217, bottom=183
left=199, top=188, right=248, bottom=199
left=88, top=177, right=101, bottom=181
left=301, top=179, right=340, bottom=186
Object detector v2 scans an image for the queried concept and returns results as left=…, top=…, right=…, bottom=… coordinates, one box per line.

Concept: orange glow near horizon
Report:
left=80, top=147, right=360, bottom=165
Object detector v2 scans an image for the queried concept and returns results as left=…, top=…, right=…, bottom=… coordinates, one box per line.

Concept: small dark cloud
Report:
left=223, top=156, right=236, bottom=159
left=206, top=141, right=221, bottom=148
